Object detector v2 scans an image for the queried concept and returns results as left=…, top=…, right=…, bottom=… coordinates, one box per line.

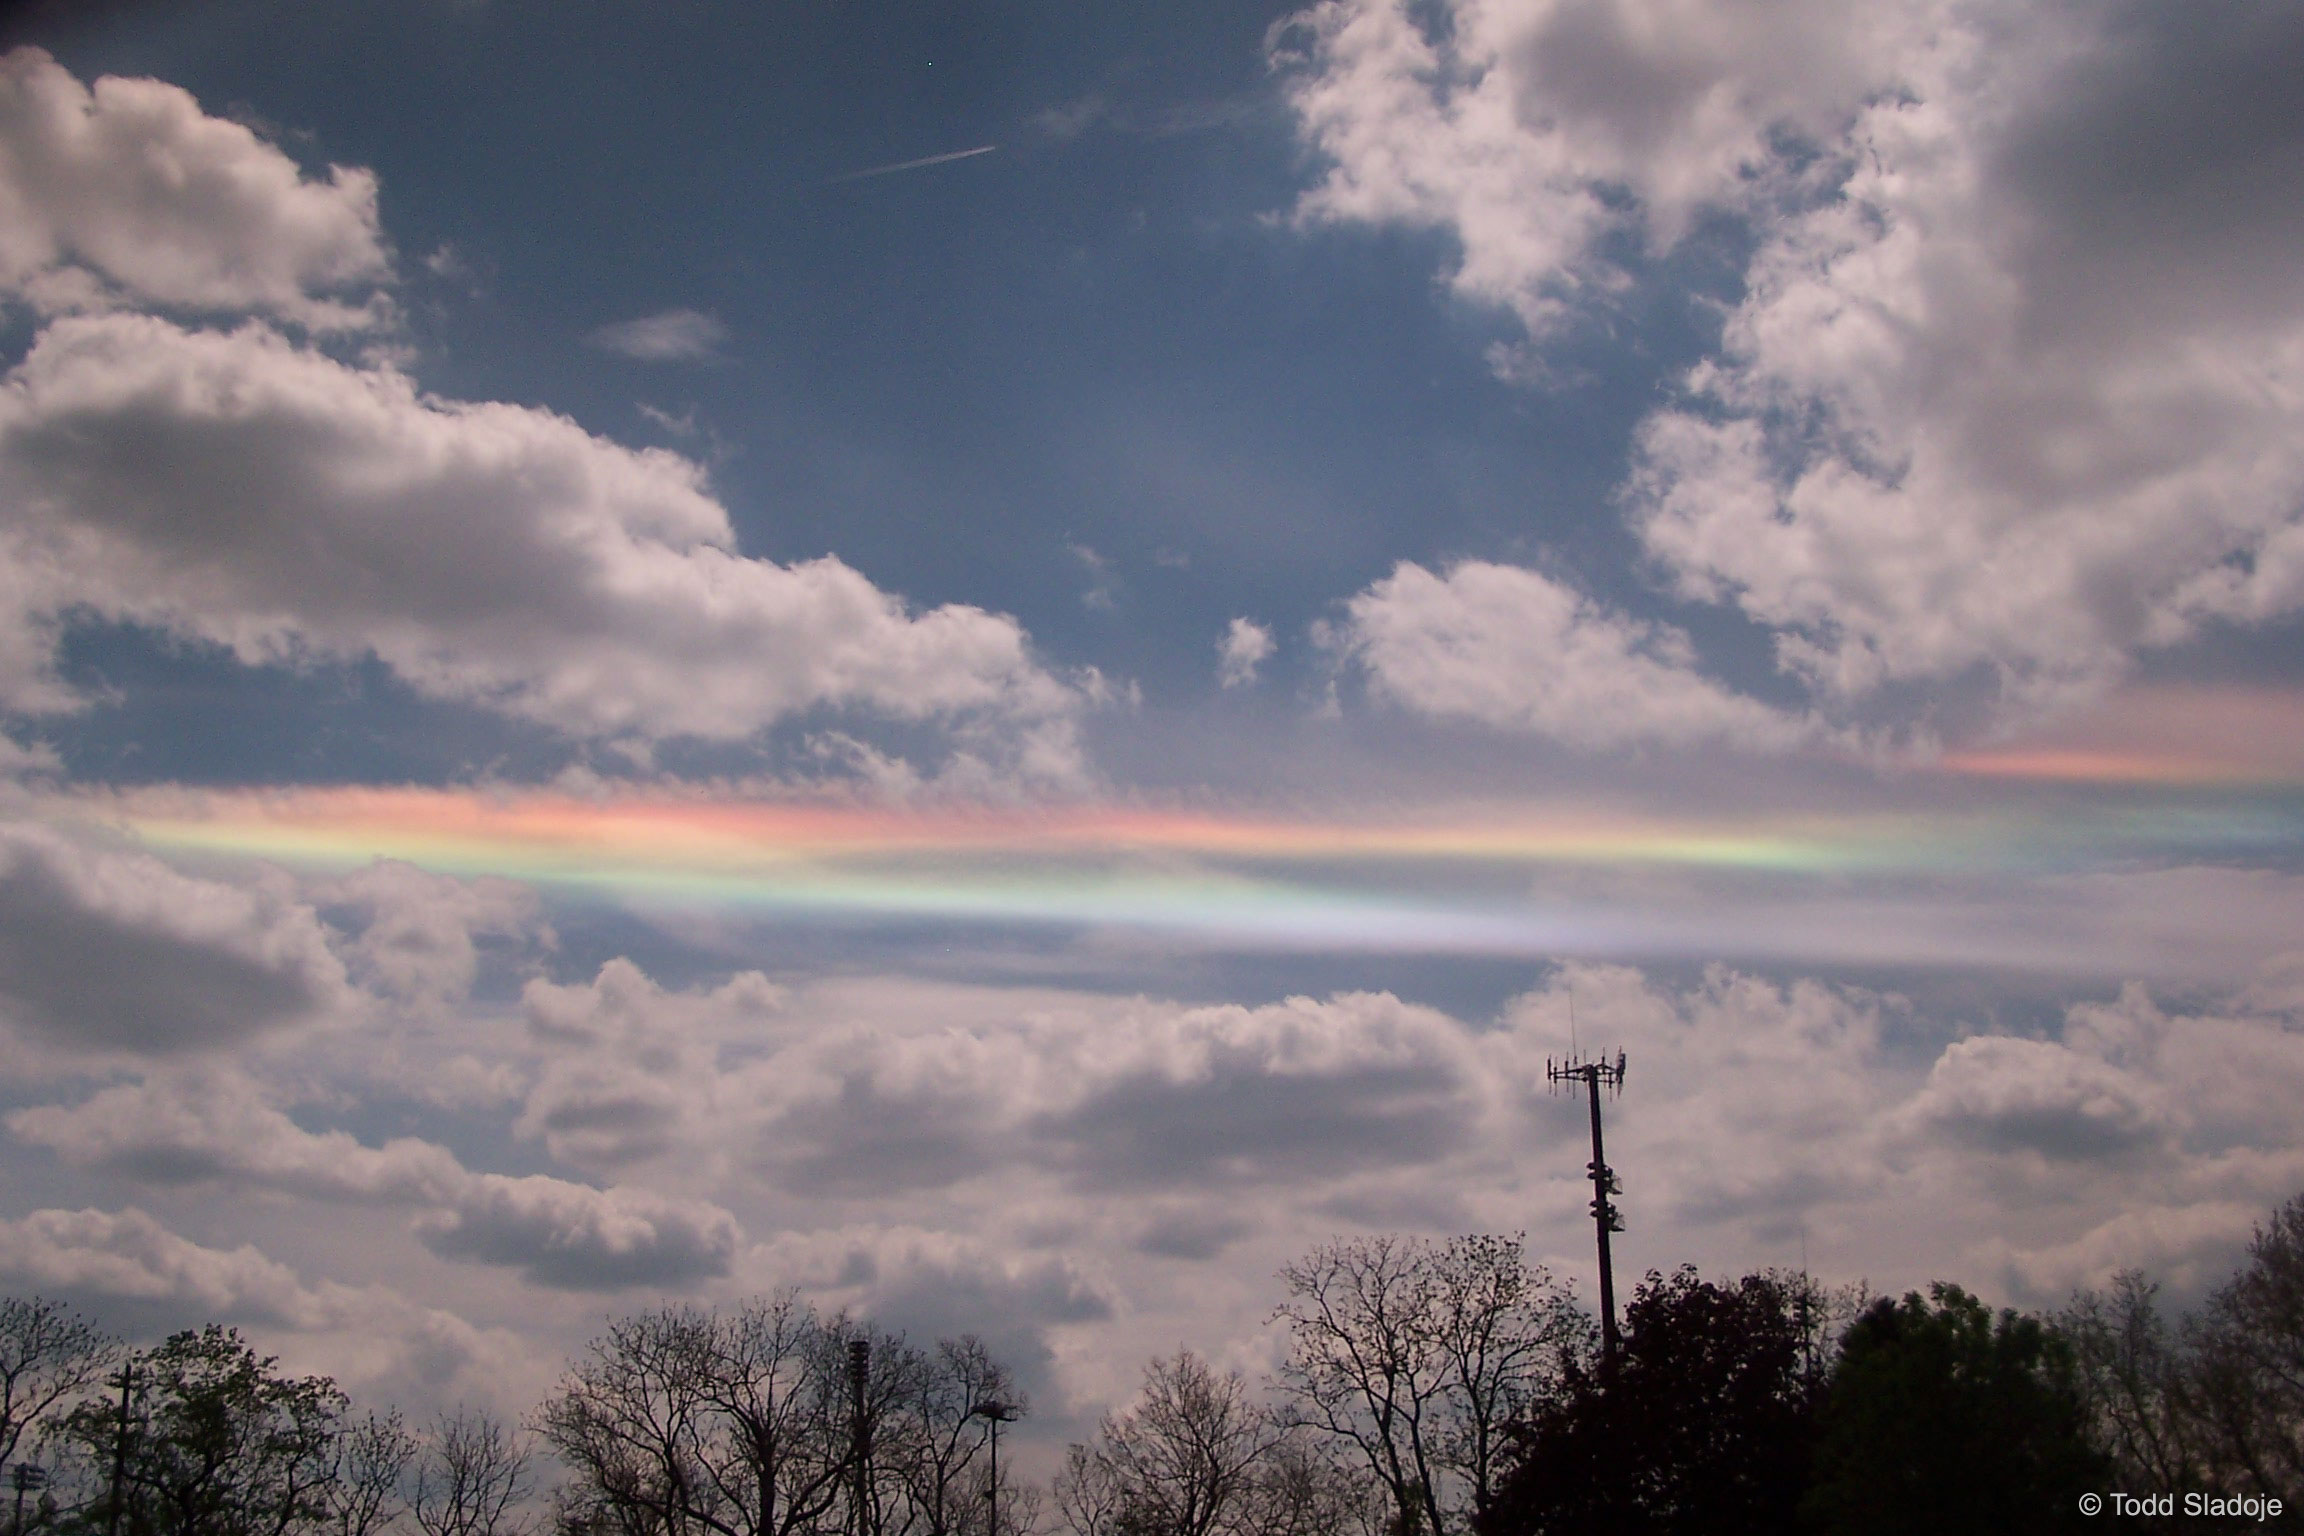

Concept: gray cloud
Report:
left=10, top=1070, right=741, bottom=1290
left=0, top=822, right=348, bottom=1053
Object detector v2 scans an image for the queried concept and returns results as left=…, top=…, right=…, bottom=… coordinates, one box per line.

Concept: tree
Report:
left=1055, top=1353, right=1273, bottom=1536
left=61, top=1325, right=346, bottom=1536
left=1802, top=1284, right=2104, bottom=1536
left=412, top=1409, right=529, bottom=1536
left=328, top=1411, right=416, bottom=1536
left=0, top=1298, right=115, bottom=1474
left=2183, top=1191, right=2304, bottom=1502
left=1270, top=1235, right=1587, bottom=1536
left=1480, top=1268, right=1822, bottom=1536
left=540, top=1294, right=1024, bottom=1536
left=2060, top=1270, right=2202, bottom=1509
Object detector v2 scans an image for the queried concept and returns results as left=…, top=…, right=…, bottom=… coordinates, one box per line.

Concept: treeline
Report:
left=0, top=1194, right=2298, bottom=1536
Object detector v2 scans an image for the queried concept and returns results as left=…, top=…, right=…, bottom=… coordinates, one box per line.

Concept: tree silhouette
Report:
left=1479, top=1267, right=1820, bottom=1536
left=1802, top=1284, right=2103, bottom=1536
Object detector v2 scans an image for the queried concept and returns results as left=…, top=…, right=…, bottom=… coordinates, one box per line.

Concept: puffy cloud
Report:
left=0, top=314, right=1086, bottom=779
left=1275, top=0, right=1904, bottom=334
left=1332, top=559, right=1806, bottom=749
left=314, top=861, right=546, bottom=1009
left=587, top=309, right=726, bottom=362
left=1215, top=618, right=1273, bottom=688
left=0, top=1205, right=311, bottom=1320
left=10, top=1070, right=740, bottom=1290
left=0, top=48, right=388, bottom=326
left=415, top=1174, right=737, bottom=1290
left=0, top=1203, right=539, bottom=1411
left=0, top=821, right=349, bottom=1053
left=1281, top=0, right=2304, bottom=722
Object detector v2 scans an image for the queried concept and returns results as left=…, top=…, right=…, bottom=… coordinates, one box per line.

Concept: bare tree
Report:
left=330, top=1410, right=417, bottom=1536
left=1270, top=1234, right=1585, bottom=1536
left=2062, top=1271, right=2202, bottom=1499
left=413, top=1408, right=530, bottom=1536
left=1056, top=1354, right=1272, bottom=1536
left=2184, top=1194, right=2304, bottom=1501
left=0, top=1297, right=116, bottom=1472
left=541, top=1296, right=1026, bottom=1536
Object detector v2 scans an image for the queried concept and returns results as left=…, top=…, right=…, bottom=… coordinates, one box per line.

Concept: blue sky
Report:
left=1, top=0, right=2302, bottom=1457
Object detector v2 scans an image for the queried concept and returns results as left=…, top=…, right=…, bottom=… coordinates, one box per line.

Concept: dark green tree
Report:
left=1803, top=1284, right=2104, bottom=1536
left=61, top=1325, right=346, bottom=1536
left=1478, top=1267, right=1820, bottom=1536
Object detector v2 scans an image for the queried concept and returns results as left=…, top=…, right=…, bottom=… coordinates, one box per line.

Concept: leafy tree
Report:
left=61, top=1325, right=346, bottom=1536
left=1271, top=1234, right=1587, bottom=1536
left=1479, top=1267, right=1822, bottom=1536
left=1802, top=1285, right=2103, bottom=1536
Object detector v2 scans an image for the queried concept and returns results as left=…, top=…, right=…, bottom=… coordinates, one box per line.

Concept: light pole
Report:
left=969, top=1401, right=1018, bottom=1536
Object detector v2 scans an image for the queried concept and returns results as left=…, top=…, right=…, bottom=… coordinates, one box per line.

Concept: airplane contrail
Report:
left=824, top=144, right=998, bottom=184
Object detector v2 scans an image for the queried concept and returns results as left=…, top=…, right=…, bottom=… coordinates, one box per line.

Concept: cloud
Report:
left=0, top=48, right=389, bottom=326
left=0, top=1203, right=539, bottom=1411
left=0, top=314, right=1087, bottom=781
left=0, top=821, right=349, bottom=1053
left=10, top=1068, right=741, bottom=1289
left=586, top=309, right=726, bottom=362
left=1280, top=0, right=2304, bottom=725
left=1332, top=560, right=1806, bottom=749
left=1216, top=617, right=1273, bottom=688
left=315, top=860, right=546, bottom=1009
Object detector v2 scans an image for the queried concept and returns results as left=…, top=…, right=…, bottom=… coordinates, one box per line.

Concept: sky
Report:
left=0, top=0, right=2302, bottom=1458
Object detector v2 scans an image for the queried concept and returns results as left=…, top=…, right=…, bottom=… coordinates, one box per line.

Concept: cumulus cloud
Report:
left=0, top=314, right=1086, bottom=780
left=586, top=309, right=726, bottom=362
left=10, top=1070, right=740, bottom=1289
left=1216, top=618, right=1273, bottom=688
left=0, top=48, right=388, bottom=326
left=1281, top=0, right=2304, bottom=725
left=0, top=821, right=349, bottom=1053
left=1332, top=560, right=1806, bottom=749
left=314, top=861, right=546, bottom=1009
left=0, top=1205, right=312, bottom=1320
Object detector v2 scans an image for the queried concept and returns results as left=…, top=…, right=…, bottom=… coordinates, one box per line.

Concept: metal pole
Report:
left=850, top=1340, right=871, bottom=1536
left=106, top=1364, right=132, bottom=1536
left=1586, top=1068, right=1619, bottom=1364
left=986, top=1416, right=998, bottom=1536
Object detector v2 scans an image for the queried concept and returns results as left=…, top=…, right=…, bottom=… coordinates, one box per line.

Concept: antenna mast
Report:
left=1548, top=1048, right=1627, bottom=1365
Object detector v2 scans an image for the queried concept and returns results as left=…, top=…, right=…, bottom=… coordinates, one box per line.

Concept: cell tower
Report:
left=1548, top=1048, right=1627, bottom=1365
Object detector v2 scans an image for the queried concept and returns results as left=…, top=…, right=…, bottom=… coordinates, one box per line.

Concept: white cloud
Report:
left=0, top=314, right=1087, bottom=782
left=0, top=821, right=350, bottom=1053
left=0, top=48, right=389, bottom=327
left=1216, top=617, right=1273, bottom=688
left=586, top=309, right=726, bottom=362
left=0, top=1205, right=312, bottom=1318
left=10, top=1069, right=742, bottom=1289
left=1281, top=0, right=2304, bottom=724
left=1332, top=559, right=1805, bottom=749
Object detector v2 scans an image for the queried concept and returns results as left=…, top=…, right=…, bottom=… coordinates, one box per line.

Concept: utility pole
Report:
left=849, top=1339, right=872, bottom=1536
left=1549, top=1050, right=1627, bottom=1365
left=12, top=1464, right=47, bottom=1536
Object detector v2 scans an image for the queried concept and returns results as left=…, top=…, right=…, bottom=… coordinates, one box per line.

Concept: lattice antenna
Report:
left=1548, top=1048, right=1629, bottom=1365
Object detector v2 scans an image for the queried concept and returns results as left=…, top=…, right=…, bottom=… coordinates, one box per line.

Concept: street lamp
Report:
left=969, top=1401, right=1019, bottom=1536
